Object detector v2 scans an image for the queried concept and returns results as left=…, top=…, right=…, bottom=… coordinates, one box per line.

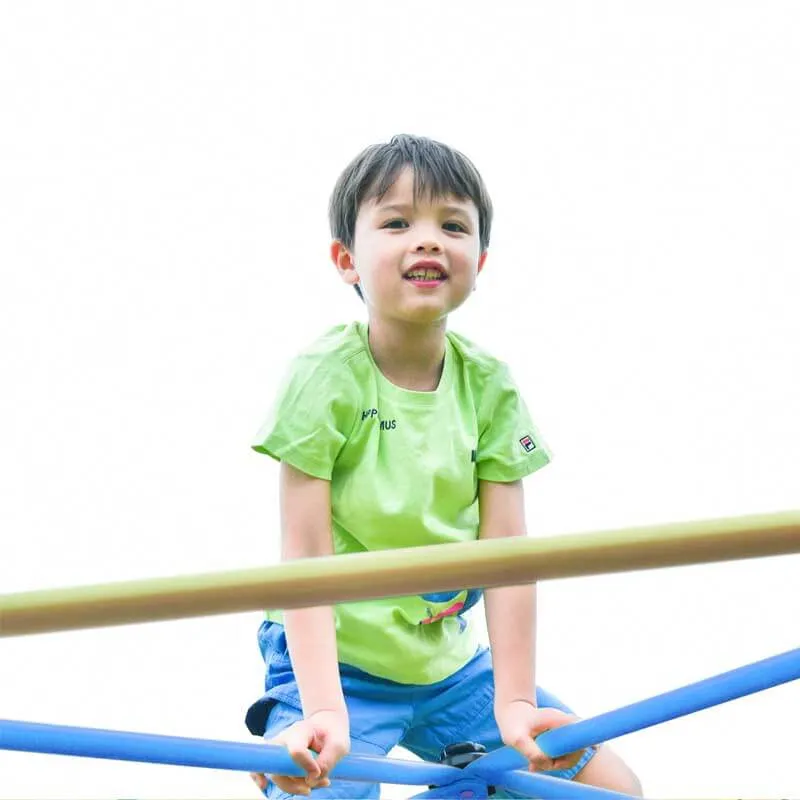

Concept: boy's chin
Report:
left=394, top=303, right=454, bottom=325
left=398, top=293, right=470, bottom=319
left=370, top=294, right=467, bottom=325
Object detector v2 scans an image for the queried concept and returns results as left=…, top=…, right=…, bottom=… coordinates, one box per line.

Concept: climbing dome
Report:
left=2, top=511, right=799, bottom=799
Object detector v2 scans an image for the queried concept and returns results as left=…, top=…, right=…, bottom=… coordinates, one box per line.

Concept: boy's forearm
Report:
left=485, top=583, right=538, bottom=706
left=284, top=606, right=347, bottom=717
left=277, top=464, right=346, bottom=717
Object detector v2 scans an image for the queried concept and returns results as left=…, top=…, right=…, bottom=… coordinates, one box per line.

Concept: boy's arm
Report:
left=478, top=479, right=537, bottom=706
left=253, top=461, right=350, bottom=795
left=479, top=479, right=584, bottom=772
left=280, top=461, right=347, bottom=718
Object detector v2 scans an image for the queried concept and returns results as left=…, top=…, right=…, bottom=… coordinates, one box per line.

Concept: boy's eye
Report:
left=383, top=219, right=468, bottom=232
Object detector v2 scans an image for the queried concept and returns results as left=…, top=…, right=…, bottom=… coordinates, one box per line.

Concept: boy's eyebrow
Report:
left=377, top=202, right=472, bottom=216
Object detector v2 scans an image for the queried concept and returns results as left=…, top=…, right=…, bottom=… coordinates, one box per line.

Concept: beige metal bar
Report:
left=2, top=510, right=798, bottom=637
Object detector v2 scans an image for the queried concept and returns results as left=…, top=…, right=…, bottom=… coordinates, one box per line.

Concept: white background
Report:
left=1, top=2, right=799, bottom=798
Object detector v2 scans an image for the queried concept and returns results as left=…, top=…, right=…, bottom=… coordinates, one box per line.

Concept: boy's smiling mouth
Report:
left=403, top=261, right=447, bottom=284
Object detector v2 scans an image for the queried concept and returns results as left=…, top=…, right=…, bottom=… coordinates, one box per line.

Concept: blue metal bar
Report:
left=0, top=719, right=459, bottom=786
left=4, top=648, right=797, bottom=797
left=536, top=646, right=800, bottom=758
left=467, top=750, right=636, bottom=799
left=467, top=647, right=800, bottom=783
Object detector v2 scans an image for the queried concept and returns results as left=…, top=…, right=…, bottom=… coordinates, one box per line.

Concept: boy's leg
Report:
left=401, top=648, right=642, bottom=797
left=561, top=746, right=644, bottom=796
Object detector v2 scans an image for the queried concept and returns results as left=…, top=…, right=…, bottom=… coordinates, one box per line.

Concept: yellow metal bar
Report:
left=2, top=510, right=798, bottom=637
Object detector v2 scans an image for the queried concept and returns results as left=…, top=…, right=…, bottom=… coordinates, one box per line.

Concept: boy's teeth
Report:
left=406, top=270, right=443, bottom=280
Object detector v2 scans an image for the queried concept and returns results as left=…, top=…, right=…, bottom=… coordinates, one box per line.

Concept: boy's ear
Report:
left=477, top=250, right=488, bottom=274
left=331, top=240, right=359, bottom=286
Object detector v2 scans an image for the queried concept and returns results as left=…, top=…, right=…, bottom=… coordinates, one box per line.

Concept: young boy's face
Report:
left=332, top=167, right=487, bottom=324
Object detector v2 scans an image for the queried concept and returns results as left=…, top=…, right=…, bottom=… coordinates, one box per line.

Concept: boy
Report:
left=245, top=135, right=642, bottom=798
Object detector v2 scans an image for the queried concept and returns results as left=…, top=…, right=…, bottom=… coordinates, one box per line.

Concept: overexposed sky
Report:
left=1, top=2, right=799, bottom=798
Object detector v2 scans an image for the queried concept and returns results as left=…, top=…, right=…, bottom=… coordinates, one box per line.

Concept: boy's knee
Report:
left=576, top=746, right=644, bottom=797
left=620, top=769, right=644, bottom=797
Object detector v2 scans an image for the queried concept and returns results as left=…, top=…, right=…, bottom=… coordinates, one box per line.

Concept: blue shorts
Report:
left=245, top=621, right=595, bottom=799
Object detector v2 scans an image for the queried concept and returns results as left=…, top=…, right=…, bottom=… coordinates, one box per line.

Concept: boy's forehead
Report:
left=369, top=169, right=476, bottom=214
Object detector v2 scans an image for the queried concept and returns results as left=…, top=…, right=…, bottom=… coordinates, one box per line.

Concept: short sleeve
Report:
left=251, top=354, right=358, bottom=480
left=476, top=364, right=552, bottom=482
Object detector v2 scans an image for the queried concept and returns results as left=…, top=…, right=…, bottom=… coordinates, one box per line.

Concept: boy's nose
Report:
left=409, top=218, right=445, bottom=253
left=413, top=235, right=443, bottom=254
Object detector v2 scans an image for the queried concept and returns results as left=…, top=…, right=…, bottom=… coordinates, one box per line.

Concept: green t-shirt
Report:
left=252, top=321, right=551, bottom=684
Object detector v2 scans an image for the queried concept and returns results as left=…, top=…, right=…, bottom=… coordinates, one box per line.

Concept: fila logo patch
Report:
left=519, top=435, right=536, bottom=453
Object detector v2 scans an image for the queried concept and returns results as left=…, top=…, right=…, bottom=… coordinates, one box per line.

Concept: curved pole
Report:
left=2, top=510, right=798, bottom=636
left=536, top=646, right=800, bottom=758
left=0, top=719, right=457, bottom=786
left=467, top=647, right=800, bottom=780
left=0, top=719, right=635, bottom=799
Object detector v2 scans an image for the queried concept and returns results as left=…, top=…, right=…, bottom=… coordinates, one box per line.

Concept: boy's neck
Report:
left=367, top=317, right=447, bottom=392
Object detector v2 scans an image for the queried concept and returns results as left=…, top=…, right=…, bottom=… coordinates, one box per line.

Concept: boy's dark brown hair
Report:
left=329, top=134, right=493, bottom=299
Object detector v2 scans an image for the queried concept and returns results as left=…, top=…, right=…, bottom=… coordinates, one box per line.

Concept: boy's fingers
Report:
left=274, top=776, right=311, bottom=796
left=304, top=777, right=331, bottom=791
left=259, top=722, right=323, bottom=795
left=274, top=772, right=322, bottom=794
left=527, top=750, right=554, bottom=772
left=529, top=709, right=584, bottom=771
left=532, top=707, right=576, bottom=735
left=554, top=747, right=588, bottom=769
left=503, top=708, right=581, bottom=772
left=522, top=746, right=576, bottom=773
left=508, top=733, right=546, bottom=770
left=268, top=775, right=331, bottom=795
left=316, top=737, right=350, bottom=777
left=280, top=724, right=322, bottom=779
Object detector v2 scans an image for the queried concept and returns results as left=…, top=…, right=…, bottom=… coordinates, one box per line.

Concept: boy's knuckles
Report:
left=279, top=777, right=308, bottom=794
left=508, top=733, right=530, bottom=749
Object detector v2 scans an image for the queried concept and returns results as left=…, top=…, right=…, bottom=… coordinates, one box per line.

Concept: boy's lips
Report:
left=403, top=260, right=448, bottom=282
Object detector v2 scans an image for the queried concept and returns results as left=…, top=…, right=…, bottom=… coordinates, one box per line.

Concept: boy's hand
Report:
left=250, top=709, right=350, bottom=796
left=494, top=700, right=587, bottom=773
